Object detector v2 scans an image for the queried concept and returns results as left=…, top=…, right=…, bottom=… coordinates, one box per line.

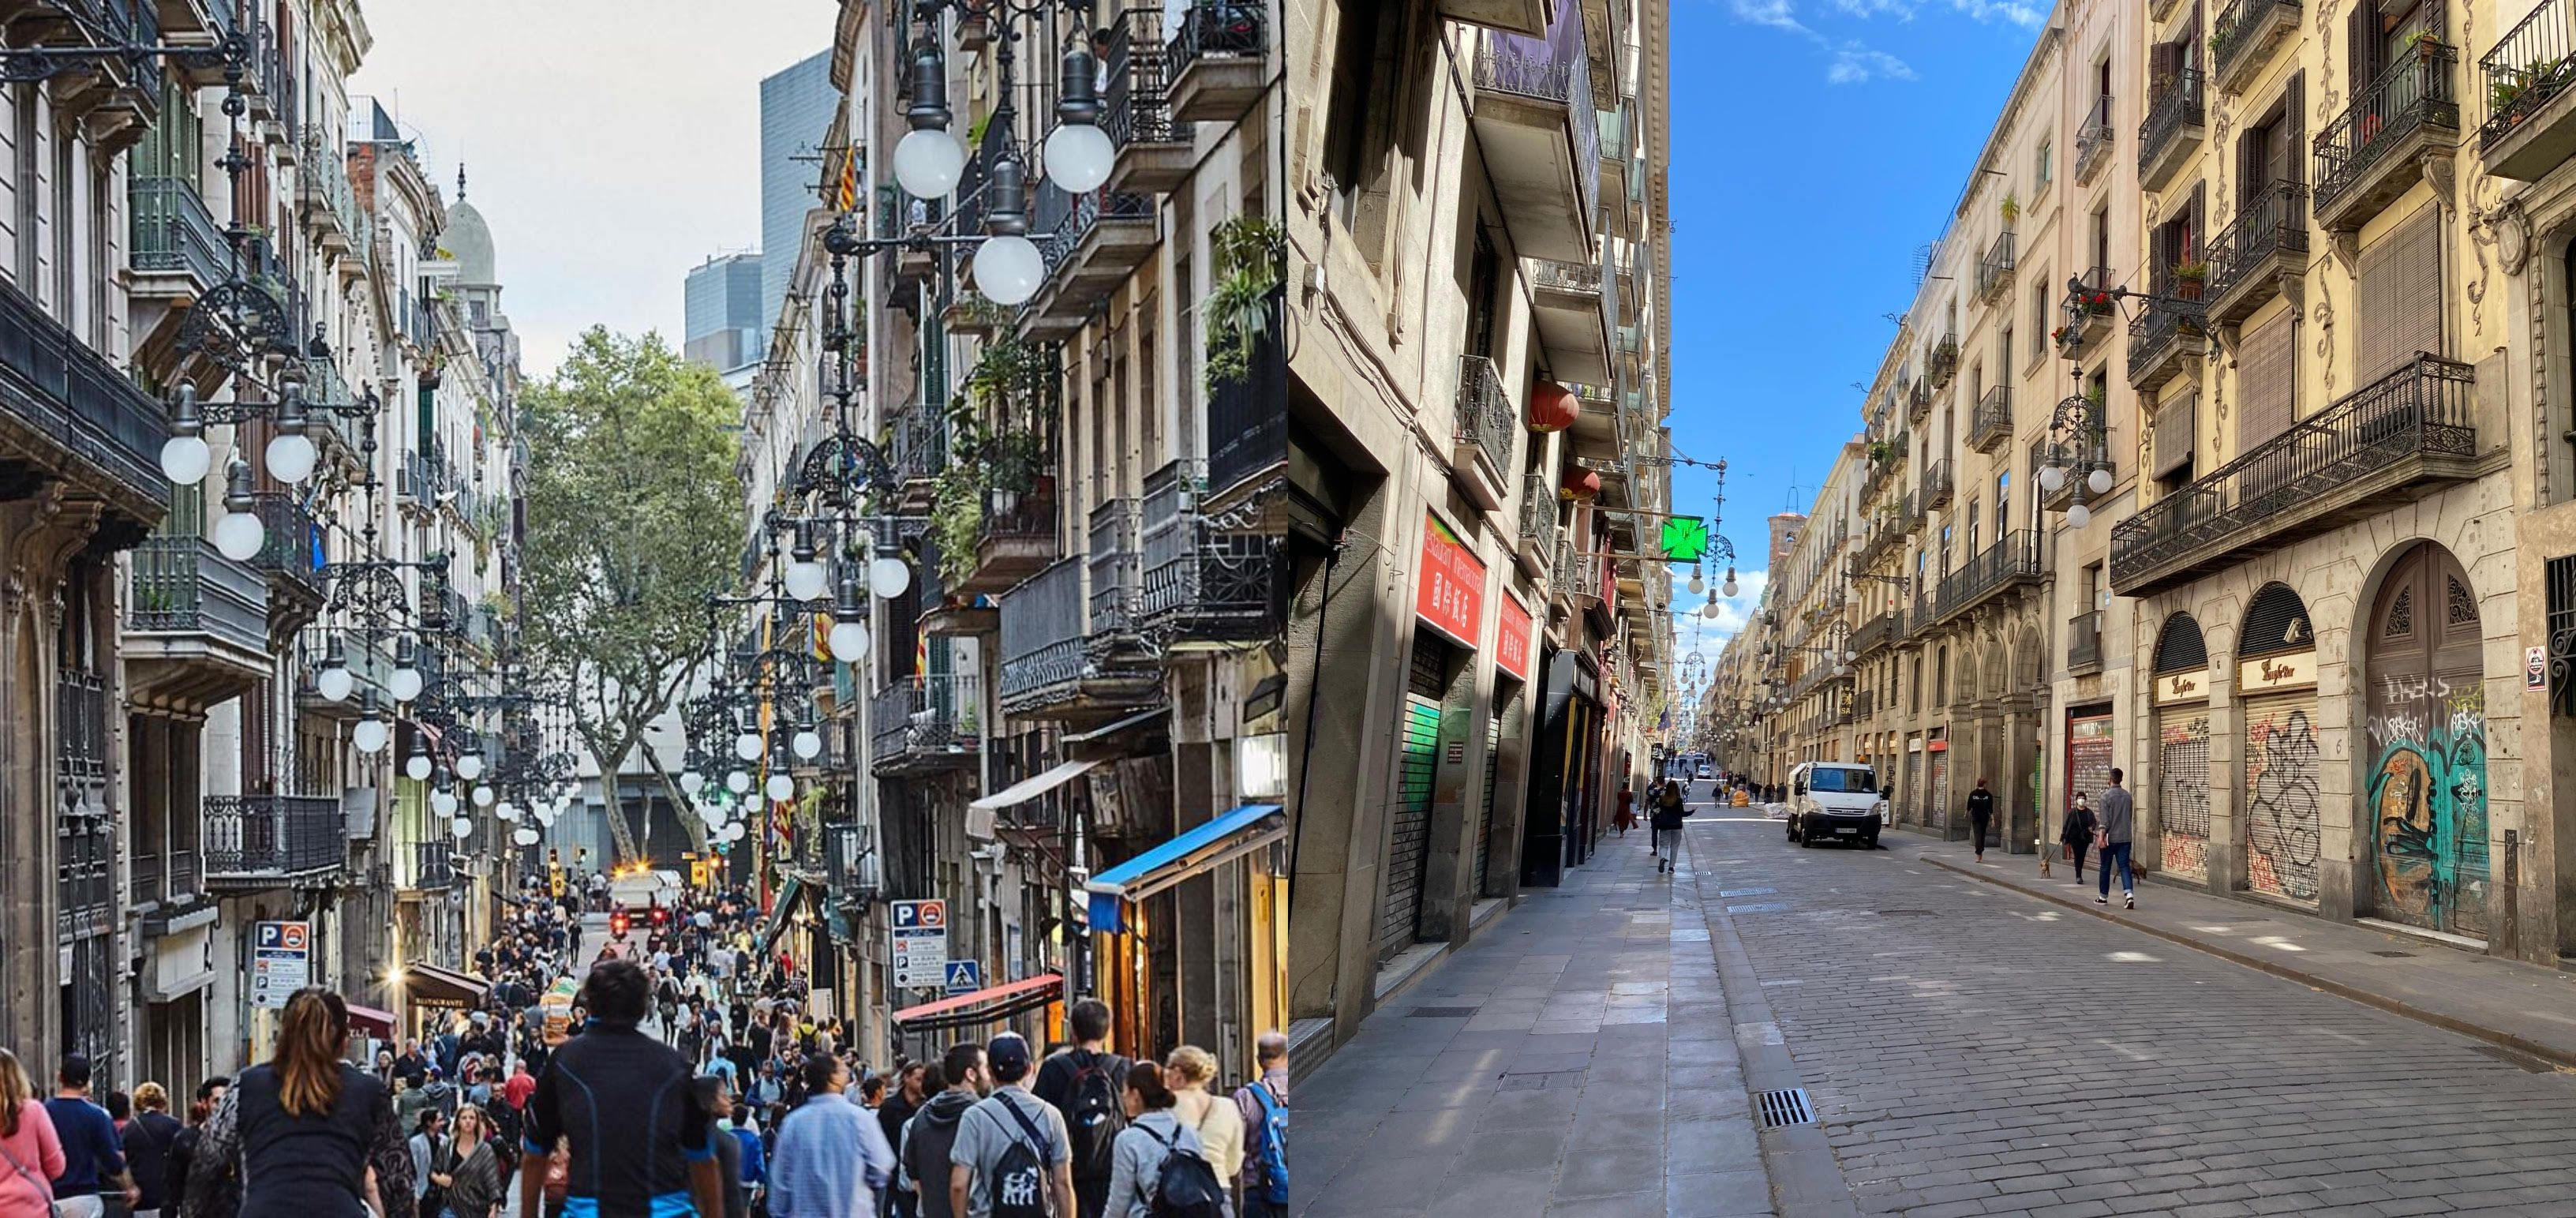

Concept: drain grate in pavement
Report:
left=1755, top=1088, right=1816, bottom=1127
left=2469, top=1044, right=2556, bottom=1074
left=1877, top=909, right=1938, bottom=917
left=2371, top=950, right=2416, bottom=958
left=1728, top=902, right=1791, bottom=914
left=1410, top=1006, right=1480, bottom=1017
left=1497, top=1070, right=1586, bottom=1092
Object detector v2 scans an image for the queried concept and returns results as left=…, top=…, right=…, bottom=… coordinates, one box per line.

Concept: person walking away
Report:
left=769, top=1054, right=893, bottom=1218
left=1032, top=1001, right=1126, bottom=1218
left=900, top=1046, right=985, bottom=1218
left=1100, top=1065, right=1219, bottom=1218
left=729, top=1104, right=766, bottom=1216
left=185, top=988, right=414, bottom=1218
left=0, top=1047, right=66, bottom=1218
left=1228, top=1035, right=1285, bottom=1218
left=513, top=958, right=724, bottom=1218
left=1649, top=781, right=1687, bottom=875
left=691, top=1077, right=747, bottom=1218
left=430, top=1106, right=503, bottom=1218
left=44, top=1055, right=134, bottom=1218
left=2095, top=769, right=2136, bottom=909
left=879, top=1066, right=926, bottom=1218
left=121, top=1085, right=180, bottom=1218
left=1612, top=783, right=1637, bottom=837
left=949, top=1034, right=1074, bottom=1218
left=1965, top=778, right=1997, bottom=863
left=1158, top=1050, right=1241, bottom=1215
left=2061, top=793, right=2099, bottom=883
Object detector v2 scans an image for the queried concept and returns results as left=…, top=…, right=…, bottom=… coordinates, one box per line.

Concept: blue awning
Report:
left=1085, top=804, right=1285, bottom=935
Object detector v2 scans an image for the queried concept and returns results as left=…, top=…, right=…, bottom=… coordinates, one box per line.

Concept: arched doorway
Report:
left=2364, top=542, right=2490, bottom=939
left=2151, top=613, right=2213, bottom=882
left=2239, top=583, right=2321, bottom=903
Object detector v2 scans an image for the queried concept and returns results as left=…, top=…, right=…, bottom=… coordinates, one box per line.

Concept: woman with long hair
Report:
left=185, top=987, right=414, bottom=1218
left=0, top=1047, right=66, bottom=1218
left=426, top=1107, right=501, bottom=1218
left=1103, top=1062, right=1206, bottom=1218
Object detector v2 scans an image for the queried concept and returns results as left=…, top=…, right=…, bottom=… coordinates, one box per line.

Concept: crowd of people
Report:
left=0, top=870, right=1288, bottom=1218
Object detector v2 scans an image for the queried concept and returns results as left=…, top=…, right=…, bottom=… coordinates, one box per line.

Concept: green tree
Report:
left=520, top=328, right=744, bottom=857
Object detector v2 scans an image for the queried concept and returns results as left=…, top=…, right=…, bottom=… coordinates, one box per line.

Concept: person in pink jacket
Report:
left=0, top=1047, right=67, bottom=1218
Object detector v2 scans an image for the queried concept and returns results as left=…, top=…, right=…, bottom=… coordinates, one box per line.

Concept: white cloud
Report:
left=1829, top=46, right=1917, bottom=83
left=1728, top=0, right=1812, bottom=32
left=1948, top=0, right=2046, bottom=25
left=1667, top=568, right=1769, bottom=665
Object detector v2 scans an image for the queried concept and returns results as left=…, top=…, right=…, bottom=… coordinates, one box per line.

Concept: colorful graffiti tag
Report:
left=2245, top=703, right=2321, bottom=901
left=2158, top=714, right=2211, bottom=881
left=2367, top=677, right=2489, bottom=937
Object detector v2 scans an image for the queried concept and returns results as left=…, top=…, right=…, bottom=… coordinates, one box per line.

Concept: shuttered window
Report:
left=2155, top=392, right=2196, bottom=478
left=2240, top=309, right=2297, bottom=452
left=2357, top=205, right=2443, bottom=382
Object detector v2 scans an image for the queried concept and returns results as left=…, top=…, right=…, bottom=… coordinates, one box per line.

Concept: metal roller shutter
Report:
left=2358, top=206, right=2443, bottom=381
left=1477, top=712, right=1501, bottom=898
left=2239, top=309, right=2297, bottom=452
left=2242, top=691, right=2323, bottom=903
left=2156, top=710, right=2212, bottom=881
left=1376, top=646, right=1447, bottom=961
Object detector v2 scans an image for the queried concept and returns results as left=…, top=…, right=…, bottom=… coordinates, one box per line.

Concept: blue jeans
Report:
left=2099, top=842, right=2133, bottom=897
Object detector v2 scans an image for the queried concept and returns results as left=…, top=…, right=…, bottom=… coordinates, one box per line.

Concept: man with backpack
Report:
left=1230, top=1032, right=1287, bottom=1218
left=1032, top=1001, right=1127, bottom=1218
left=900, top=1044, right=987, bottom=1218
left=949, top=1034, right=1074, bottom=1218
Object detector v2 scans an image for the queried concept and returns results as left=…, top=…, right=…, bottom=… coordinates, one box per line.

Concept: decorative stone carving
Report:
left=2494, top=201, right=2533, bottom=276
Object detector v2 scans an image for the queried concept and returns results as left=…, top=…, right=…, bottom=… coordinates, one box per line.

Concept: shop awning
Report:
left=1061, top=706, right=1169, bottom=746
left=753, top=875, right=811, bottom=958
left=401, top=961, right=490, bottom=1007
left=1085, top=804, right=1286, bottom=934
left=890, top=973, right=1065, bottom=1032
left=346, top=1003, right=398, bottom=1038
left=966, top=759, right=1101, bottom=838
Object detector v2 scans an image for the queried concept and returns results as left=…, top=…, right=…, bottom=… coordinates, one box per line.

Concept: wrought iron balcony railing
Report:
left=1518, top=472, right=1557, bottom=544
left=2075, top=94, right=2116, bottom=182
left=1140, top=460, right=1279, bottom=642
left=1455, top=354, right=1516, bottom=478
left=2112, top=354, right=2476, bottom=591
left=999, top=557, right=1085, bottom=706
left=2207, top=180, right=2308, bottom=307
left=1205, top=296, right=1285, bottom=497
left=1976, top=230, right=2016, bottom=301
left=129, top=176, right=228, bottom=289
left=2069, top=609, right=2104, bottom=671
left=248, top=491, right=324, bottom=594
left=128, top=534, right=268, bottom=644
left=1969, top=386, right=2012, bottom=452
left=1102, top=6, right=1190, bottom=150
left=2314, top=43, right=2460, bottom=216
left=2139, top=69, right=2204, bottom=177
left=871, top=673, right=984, bottom=769
left=2482, top=0, right=2576, bottom=151
left=2211, top=0, right=2300, bottom=86
left=1168, top=0, right=1266, bottom=80
left=1934, top=530, right=2046, bottom=622
left=1088, top=499, right=1142, bottom=639
left=204, top=793, right=345, bottom=885
left=0, top=277, right=169, bottom=508
left=2127, top=290, right=2207, bottom=384
left=1921, top=458, right=1954, bottom=508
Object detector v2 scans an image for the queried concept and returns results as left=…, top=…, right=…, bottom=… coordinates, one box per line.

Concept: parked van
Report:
left=1786, top=761, right=1886, bottom=848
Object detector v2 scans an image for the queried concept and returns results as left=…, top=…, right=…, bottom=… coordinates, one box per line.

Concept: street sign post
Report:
left=943, top=960, right=983, bottom=995
left=251, top=920, right=311, bottom=1010
left=889, top=899, right=949, bottom=988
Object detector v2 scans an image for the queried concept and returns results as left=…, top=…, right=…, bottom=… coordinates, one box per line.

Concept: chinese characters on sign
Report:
left=1415, top=512, right=1488, bottom=649
left=1496, top=594, right=1534, bottom=680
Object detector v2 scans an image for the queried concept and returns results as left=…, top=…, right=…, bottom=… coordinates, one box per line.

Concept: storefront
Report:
left=2151, top=615, right=2213, bottom=882
left=2065, top=707, right=2114, bottom=825
left=1380, top=512, right=1482, bottom=955
left=2237, top=583, right=2321, bottom=905
left=1085, top=803, right=1290, bottom=1057
left=1927, top=731, right=1951, bottom=830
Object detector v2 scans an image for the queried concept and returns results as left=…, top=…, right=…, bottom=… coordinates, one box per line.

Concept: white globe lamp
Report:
left=893, top=127, right=967, bottom=198
left=792, top=729, right=822, bottom=760
left=160, top=433, right=211, bottom=486
left=765, top=774, right=795, bottom=802
left=829, top=619, right=871, bottom=661
left=869, top=557, right=912, bottom=599
left=972, top=234, right=1046, bottom=307
left=1043, top=122, right=1114, bottom=192
left=212, top=509, right=266, bottom=562
left=784, top=558, right=829, bottom=603
left=264, top=430, right=317, bottom=485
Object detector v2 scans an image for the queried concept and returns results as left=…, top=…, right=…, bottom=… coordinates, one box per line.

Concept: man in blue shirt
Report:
left=516, top=958, right=724, bottom=1218
left=45, top=1054, right=137, bottom=1218
left=768, top=1054, right=893, bottom=1218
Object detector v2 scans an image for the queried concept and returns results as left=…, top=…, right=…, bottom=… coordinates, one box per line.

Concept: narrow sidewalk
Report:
left=1294, top=821, right=1777, bottom=1218
left=1890, top=830, right=2576, bottom=1068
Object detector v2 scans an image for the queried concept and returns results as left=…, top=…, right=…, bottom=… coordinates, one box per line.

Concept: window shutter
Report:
left=2188, top=183, right=2204, bottom=262
left=2357, top=205, right=2443, bottom=380
left=2240, top=309, right=2297, bottom=450
left=2155, top=392, right=2196, bottom=478
left=2283, top=73, right=2305, bottom=186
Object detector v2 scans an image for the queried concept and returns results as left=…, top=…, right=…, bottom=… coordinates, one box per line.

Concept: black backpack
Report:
left=1141, top=1126, right=1226, bottom=1218
left=1061, top=1051, right=1128, bottom=1184
left=990, top=1095, right=1057, bottom=1218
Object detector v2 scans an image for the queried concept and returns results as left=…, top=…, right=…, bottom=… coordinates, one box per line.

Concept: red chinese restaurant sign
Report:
left=1496, top=594, right=1533, bottom=680
left=1416, top=512, right=1486, bottom=649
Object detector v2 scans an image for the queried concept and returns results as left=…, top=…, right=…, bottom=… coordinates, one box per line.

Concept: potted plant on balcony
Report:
left=2171, top=259, right=2209, bottom=300
left=2000, top=192, right=2020, bottom=224
left=1204, top=214, right=1286, bottom=392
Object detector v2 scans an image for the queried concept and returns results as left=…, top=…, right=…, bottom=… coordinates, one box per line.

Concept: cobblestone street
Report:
left=1305, top=786, right=2576, bottom=1216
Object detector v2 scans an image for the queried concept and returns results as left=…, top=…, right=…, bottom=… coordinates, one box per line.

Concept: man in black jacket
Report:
left=1966, top=778, right=1997, bottom=862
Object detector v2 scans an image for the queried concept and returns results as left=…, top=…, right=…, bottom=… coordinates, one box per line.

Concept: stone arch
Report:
left=2237, top=581, right=2322, bottom=903
left=2359, top=539, right=2490, bottom=937
left=2153, top=612, right=2209, bottom=675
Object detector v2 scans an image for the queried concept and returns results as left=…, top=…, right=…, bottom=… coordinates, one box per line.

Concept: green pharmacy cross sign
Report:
left=1660, top=516, right=1709, bottom=563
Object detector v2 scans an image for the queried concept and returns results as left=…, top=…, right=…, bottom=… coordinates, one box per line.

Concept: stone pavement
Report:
left=1295, top=804, right=1788, bottom=1217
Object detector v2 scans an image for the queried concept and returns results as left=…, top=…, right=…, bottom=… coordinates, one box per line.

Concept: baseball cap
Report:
left=985, top=1032, right=1032, bottom=1076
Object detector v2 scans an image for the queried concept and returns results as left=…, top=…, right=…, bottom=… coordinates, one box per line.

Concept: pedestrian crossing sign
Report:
left=1660, top=517, right=1709, bottom=562
left=944, top=960, right=982, bottom=995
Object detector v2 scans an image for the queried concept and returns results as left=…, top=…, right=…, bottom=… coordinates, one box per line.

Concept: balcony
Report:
left=1926, top=334, right=1960, bottom=388
left=2075, top=94, right=2116, bottom=185
left=1087, top=498, right=1147, bottom=649
left=1907, top=377, right=1931, bottom=424
left=1452, top=354, right=1517, bottom=510
left=1441, top=0, right=1554, bottom=36
left=1852, top=609, right=1898, bottom=656
left=999, top=557, right=1161, bottom=721
left=129, top=176, right=228, bottom=299
left=1468, top=3, right=1597, bottom=262
left=871, top=673, right=983, bottom=776
left=1598, top=104, right=1634, bottom=238
left=1207, top=300, right=1286, bottom=501
left=2211, top=0, right=2300, bottom=95
left=1102, top=8, right=1193, bottom=193
left=2139, top=70, right=2206, bottom=190
left=1921, top=458, right=1954, bottom=511
left=2112, top=354, right=2477, bottom=594
left=0, top=276, right=170, bottom=527
left=295, top=130, right=361, bottom=255
left=2206, top=181, right=2309, bottom=328
left=2313, top=43, right=2460, bottom=233
left=1854, top=688, right=1878, bottom=721
left=1934, top=530, right=2046, bottom=624
left=408, top=838, right=455, bottom=891
left=125, top=534, right=269, bottom=708
left=1516, top=472, right=1557, bottom=575
left=2126, top=290, right=2207, bottom=389
left=1969, top=387, right=2012, bottom=453
left=2068, top=610, right=2104, bottom=673
left=1905, top=593, right=1933, bottom=641
left=1139, top=460, right=1279, bottom=645
left=1022, top=185, right=1158, bottom=338
left=890, top=404, right=947, bottom=514
left=203, top=793, right=345, bottom=888
left=1976, top=230, right=2016, bottom=303
left=2059, top=266, right=2117, bottom=358
left=953, top=482, right=1061, bottom=598
left=2481, top=0, right=2576, bottom=179
left=1166, top=2, right=1267, bottom=122
left=1526, top=258, right=1612, bottom=384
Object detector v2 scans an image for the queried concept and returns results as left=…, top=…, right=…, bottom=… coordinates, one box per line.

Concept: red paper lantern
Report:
left=1559, top=467, right=1601, bottom=501
left=1528, top=380, right=1580, bottom=433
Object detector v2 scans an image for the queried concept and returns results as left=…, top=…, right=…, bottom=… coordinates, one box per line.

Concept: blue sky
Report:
left=1664, top=0, right=2050, bottom=674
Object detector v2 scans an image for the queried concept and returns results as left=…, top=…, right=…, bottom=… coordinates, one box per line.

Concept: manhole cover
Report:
left=1410, top=1006, right=1479, bottom=1017
left=1878, top=909, right=1937, bottom=917
left=1755, top=1087, right=1816, bottom=1127
left=2469, top=1044, right=2555, bottom=1074
left=1728, top=902, right=1790, bottom=914
left=1497, top=1070, right=1584, bottom=1092
left=2371, top=950, right=2415, bottom=958
left=1719, top=887, right=1777, bottom=898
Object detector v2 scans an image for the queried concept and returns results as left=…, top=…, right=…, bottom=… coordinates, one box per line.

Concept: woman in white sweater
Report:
left=1103, top=1062, right=1206, bottom=1218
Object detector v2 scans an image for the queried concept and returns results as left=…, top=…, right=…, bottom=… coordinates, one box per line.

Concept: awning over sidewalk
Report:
left=890, top=973, right=1065, bottom=1032
left=753, top=875, right=811, bottom=958
left=1085, top=804, right=1286, bottom=934
left=1061, top=706, right=1169, bottom=746
left=345, top=1003, right=398, bottom=1038
left=401, top=961, right=490, bottom=1007
left=966, top=759, right=1101, bottom=838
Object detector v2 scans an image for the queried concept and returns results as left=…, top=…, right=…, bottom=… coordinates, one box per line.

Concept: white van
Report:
left=1785, top=762, right=1887, bottom=849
